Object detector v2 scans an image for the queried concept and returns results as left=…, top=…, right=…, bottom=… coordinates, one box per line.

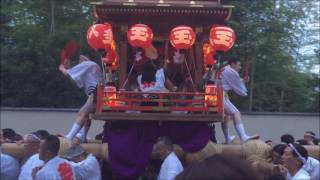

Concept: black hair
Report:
left=305, top=131, right=316, bottom=137
left=2, top=128, right=16, bottom=139
left=141, top=60, right=157, bottom=83
left=43, top=135, right=60, bottom=156
left=36, top=129, right=50, bottom=140
left=272, top=144, right=286, bottom=156
left=157, top=136, right=173, bottom=151
left=290, top=143, right=308, bottom=166
left=227, top=57, right=240, bottom=65
left=280, top=134, right=295, bottom=144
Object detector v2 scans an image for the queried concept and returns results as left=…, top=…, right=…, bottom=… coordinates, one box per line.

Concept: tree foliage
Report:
left=1, top=0, right=319, bottom=112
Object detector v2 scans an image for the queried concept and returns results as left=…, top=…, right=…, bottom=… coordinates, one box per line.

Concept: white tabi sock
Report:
left=66, top=123, right=81, bottom=140
left=76, top=126, right=89, bottom=142
left=221, top=123, right=235, bottom=143
left=235, top=123, right=249, bottom=142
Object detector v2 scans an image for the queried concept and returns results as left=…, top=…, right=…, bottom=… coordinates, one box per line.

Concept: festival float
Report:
left=2, top=1, right=319, bottom=179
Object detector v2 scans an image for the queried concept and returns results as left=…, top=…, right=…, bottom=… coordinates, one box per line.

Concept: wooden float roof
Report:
left=90, top=0, right=234, bottom=25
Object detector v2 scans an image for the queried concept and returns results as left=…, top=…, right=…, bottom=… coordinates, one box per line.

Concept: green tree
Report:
left=1, top=0, right=94, bottom=108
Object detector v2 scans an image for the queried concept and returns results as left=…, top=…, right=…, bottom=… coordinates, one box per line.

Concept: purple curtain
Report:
left=103, top=121, right=212, bottom=180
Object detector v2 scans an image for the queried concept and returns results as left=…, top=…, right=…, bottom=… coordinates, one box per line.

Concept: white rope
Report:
left=183, top=52, right=196, bottom=91
left=121, top=62, right=135, bottom=89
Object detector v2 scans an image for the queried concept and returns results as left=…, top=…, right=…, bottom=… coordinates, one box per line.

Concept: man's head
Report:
left=64, top=145, right=86, bottom=163
left=227, top=57, right=241, bottom=72
left=1, top=128, right=16, bottom=142
left=271, top=144, right=286, bottom=164
left=304, top=131, right=316, bottom=142
left=36, top=129, right=49, bottom=139
left=282, top=143, right=308, bottom=170
left=280, top=134, right=295, bottom=144
left=23, top=132, right=41, bottom=156
left=39, top=135, right=60, bottom=162
left=155, top=136, right=173, bottom=160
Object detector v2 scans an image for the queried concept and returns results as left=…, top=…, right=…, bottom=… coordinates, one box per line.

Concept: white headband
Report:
left=26, top=133, right=41, bottom=142
left=288, top=143, right=307, bottom=165
left=304, top=132, right=315, bottom=138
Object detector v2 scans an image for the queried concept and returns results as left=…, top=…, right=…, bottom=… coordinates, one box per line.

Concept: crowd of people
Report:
left=1, top=127, right=319, bottom=180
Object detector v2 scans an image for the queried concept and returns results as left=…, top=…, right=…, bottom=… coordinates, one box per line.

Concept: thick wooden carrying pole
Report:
left=2, top=141, right=319, bottom=162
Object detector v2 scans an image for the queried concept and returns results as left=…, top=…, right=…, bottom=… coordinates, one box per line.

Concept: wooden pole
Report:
left=2, top=140, right=319, bottom=162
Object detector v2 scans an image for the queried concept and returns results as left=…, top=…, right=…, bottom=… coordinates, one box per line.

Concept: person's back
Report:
left=0, top=153, right=20, bottom=180
left=71, top=153, right=101, bottom=180
left=156, top=136, right=183, bottom=180
left=221, top=65, right=247, bottom=96
left=19, top=153, right=43, bottom=180
left=35, top=156, right=75, bottom=180
left=67, top=60, right=101, bottom=95
left=33, top=135, right=76, bottom=180
left=158, top=152, right=183, bottom=180
left=303, top=156, right=319, bottom=180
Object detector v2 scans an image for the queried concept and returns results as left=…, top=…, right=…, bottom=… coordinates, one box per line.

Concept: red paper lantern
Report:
left=127, top=24, right=153, bottom=48
left=203, top=43, right=216, bottom=67
left=170, top=26, right=196, bottom=50
left=103, top=41, right=117, bottom=63
left=87, top=23, right=113, bottom=50
left=209, top=25, right=236, bottom=52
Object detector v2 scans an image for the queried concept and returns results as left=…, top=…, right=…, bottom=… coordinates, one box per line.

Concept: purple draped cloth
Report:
left=103, top=121, right=212, bottom=180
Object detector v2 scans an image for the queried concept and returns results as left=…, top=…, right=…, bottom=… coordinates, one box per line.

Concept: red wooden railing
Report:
left=96, top=85, right=224, bottom=115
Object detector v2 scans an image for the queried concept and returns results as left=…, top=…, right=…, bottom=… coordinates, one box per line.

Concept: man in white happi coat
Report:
left=32, top=135, right=76, bottom=180
left=282, top=143, right=310, bottom=180
left=64, top=145, right=101, bottom=180
left=220, top=57, right=258, bottom=144
left=155, top=136, right=183, bottom=180
left=303, top=156, right=319, bottom=180
left=59, top=53, right=102, bottom=142
left=0, top=153, right=20, bottom=180
left=19, top=133, right=44, bottom=180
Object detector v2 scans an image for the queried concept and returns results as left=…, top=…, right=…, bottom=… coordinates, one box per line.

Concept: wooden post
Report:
left=193, top=27, right=204, bottom=90
left=119, top=25, right=128, bottom=88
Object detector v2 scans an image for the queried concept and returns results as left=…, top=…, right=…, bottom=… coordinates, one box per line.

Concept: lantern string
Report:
left=120, top=62, right=136, bottom=89
left=183, top=53, right=196, bottom=91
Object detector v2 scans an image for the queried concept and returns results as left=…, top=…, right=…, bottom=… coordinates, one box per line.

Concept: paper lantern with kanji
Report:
left=209, top=25, right=236, bottom=52
left=127, top=24, right=153, bottom=48
left=87, top=23, right=113, bottom=50
left=170, top=26, right=196, bottom=50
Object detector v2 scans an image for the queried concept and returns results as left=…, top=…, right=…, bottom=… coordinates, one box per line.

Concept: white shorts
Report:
left=79, top=94, right=96, bottom=113
left=224, top=97, right=239, bottom=115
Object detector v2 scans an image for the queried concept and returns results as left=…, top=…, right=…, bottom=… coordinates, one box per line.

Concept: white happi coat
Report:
left=221, top=65, right=248, bottom=115
left=69, top=154, right=101, bottom=180
left=35, top=156, right=76, bottom=180
left=67, top=60, right=101, bottom=96
left=303, top=156, right=319, bottom=180
left=19, top=153, right=44, bottom=180
left=158, top=152, right=183, bottom=180
left=137, top=68, right=167, bottom=93
left=287, top=167, right=310, bottom=180
left=0, top=153, right=20, bottom=180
